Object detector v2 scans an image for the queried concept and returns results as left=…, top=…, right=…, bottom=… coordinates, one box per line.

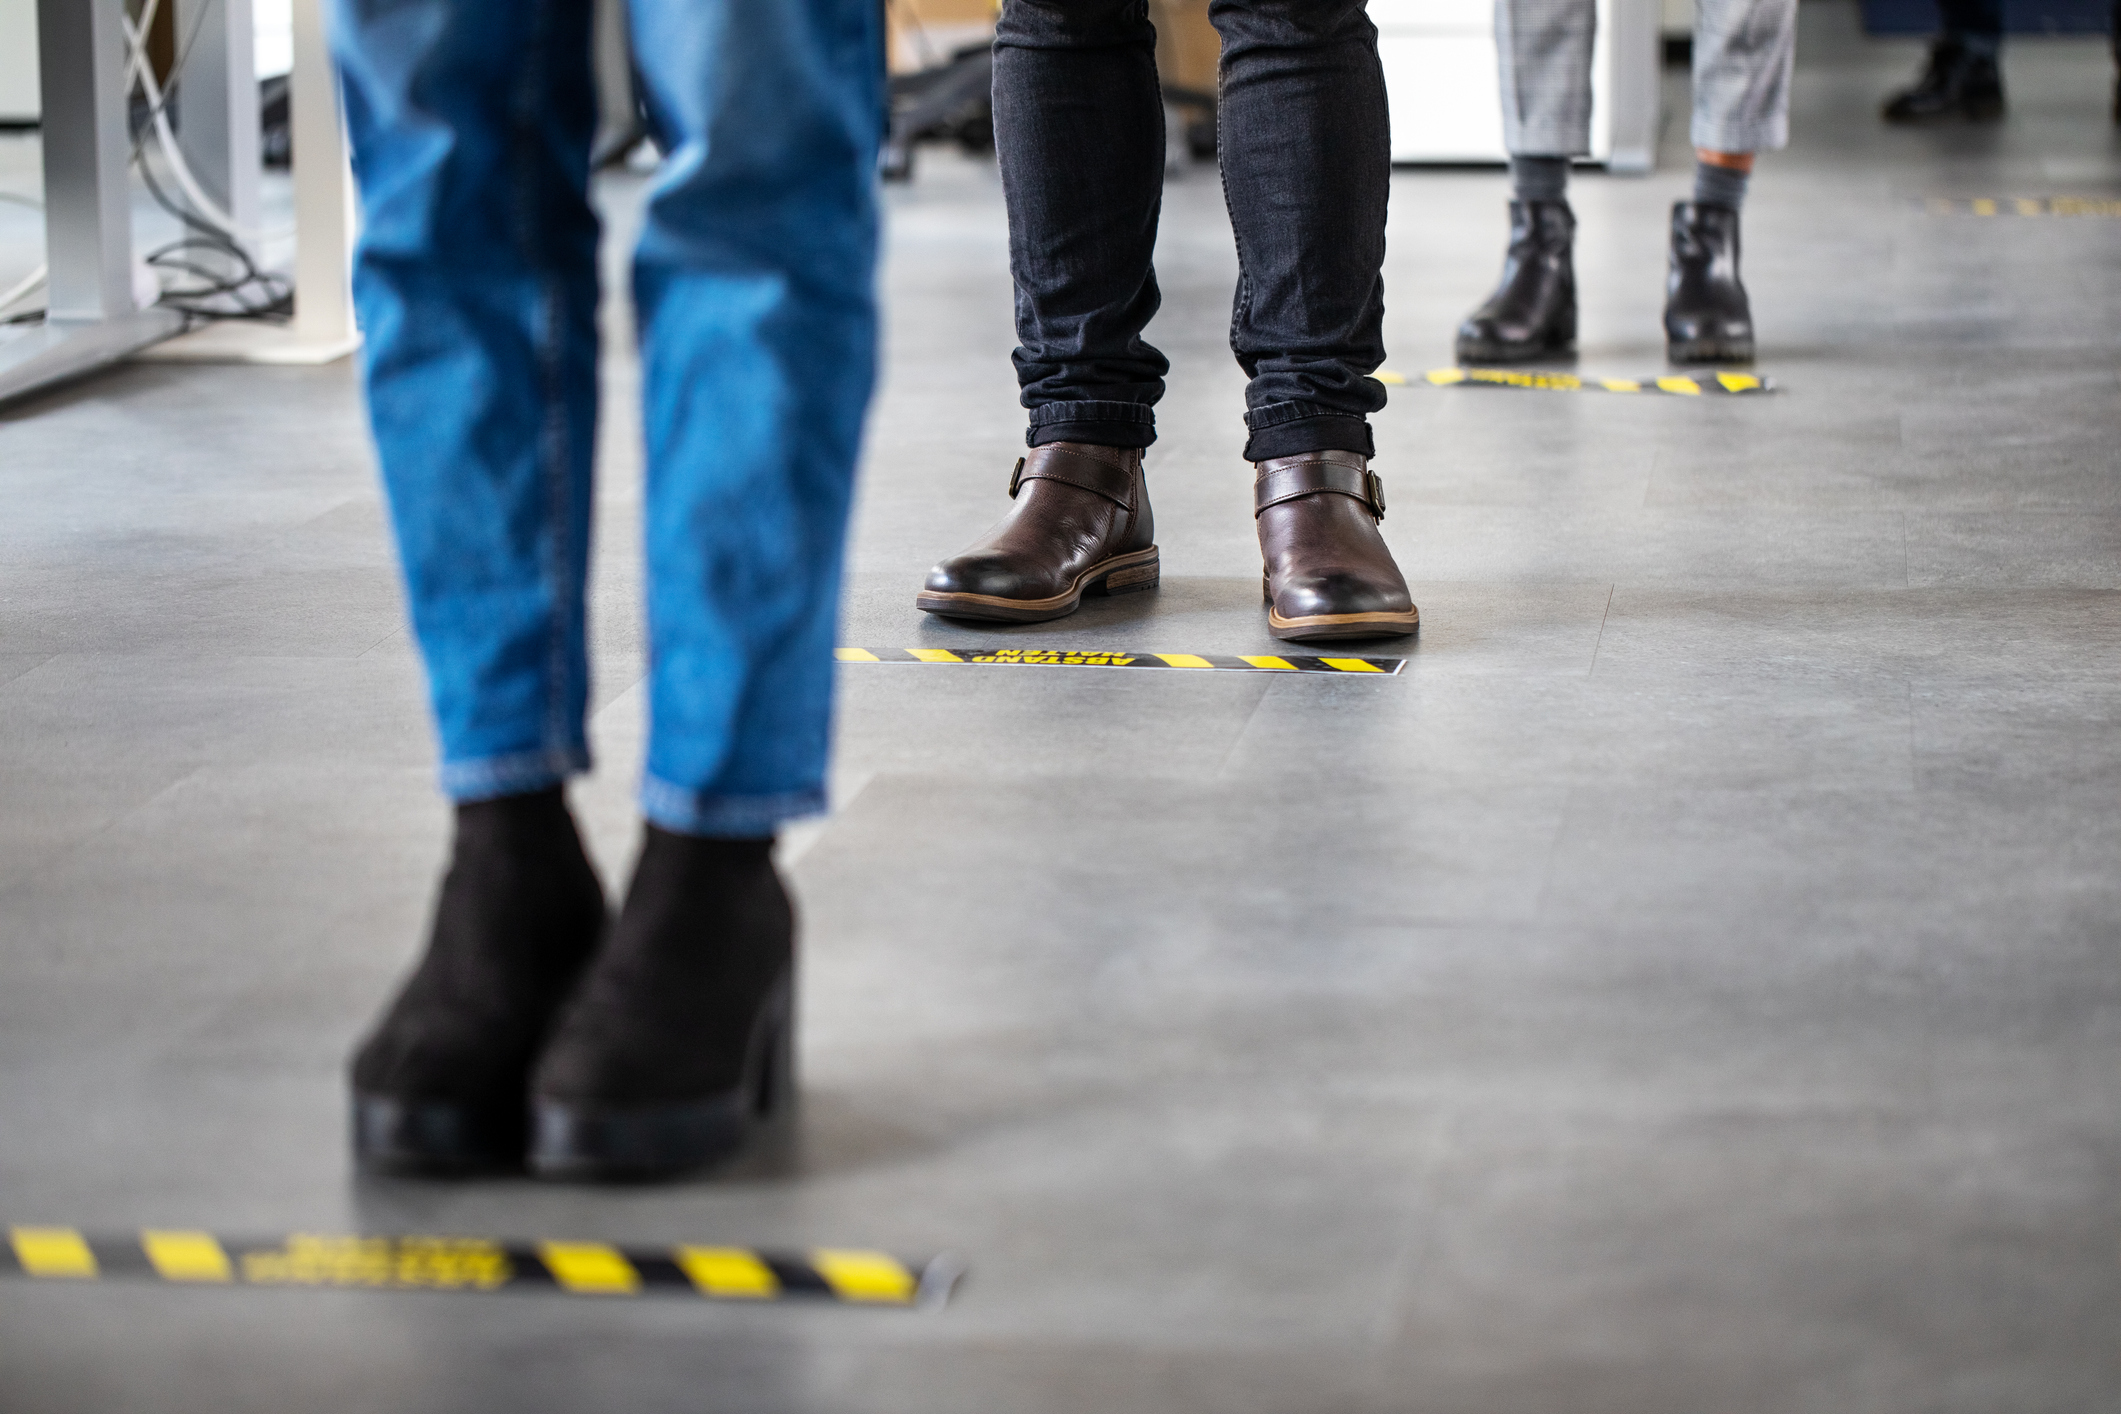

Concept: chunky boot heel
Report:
left=1086, top=546, right=1160, bottom=597
left=1455, top=200, right=1577, bottom=364
left=918, top=443, right=1156, bottom=622
left=349, top=787, right=606, bottom=1177
left=533, top=973, right=792, bottom=1179
left=531, top=830, right=795, bottom=1183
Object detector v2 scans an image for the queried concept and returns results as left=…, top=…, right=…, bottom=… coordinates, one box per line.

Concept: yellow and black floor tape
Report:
left=1922, top=196, right=2121, bottom=218
left=837, top=647, right=1404, bottom=674
left=1377, top=368, right=1772, bottom=395
left=4, top=1227, right=961, bottom=1308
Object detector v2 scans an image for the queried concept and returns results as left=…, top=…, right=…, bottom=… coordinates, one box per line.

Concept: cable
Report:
left=0, top=263, right=44, bottom=315
left=119, top=0, right=295, bottom=324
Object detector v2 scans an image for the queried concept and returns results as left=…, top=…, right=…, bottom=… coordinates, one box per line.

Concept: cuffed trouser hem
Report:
left=1243, top=411, right=1376, bottom=462
left=439, top=745, right=592, bottom=803
left=1690, top=116, right=1789, bottom=153
left=1026, top=399, right=1156, bottom=449
left=639, top=779, right=827, bottom=838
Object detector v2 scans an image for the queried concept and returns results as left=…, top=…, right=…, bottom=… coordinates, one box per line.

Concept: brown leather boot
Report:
left=1255, top=450, right=1419, bottom=642
left=917, top=442, right=1158, bottom=623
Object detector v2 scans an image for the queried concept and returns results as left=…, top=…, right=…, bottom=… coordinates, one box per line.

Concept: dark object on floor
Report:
left=1456, top=200, right=1577, bottom=364
left=1664, top=201, right=1755, bottom=364
left=260, top=75, right=290, bottom=169
left=880, top=43, right=996, bottom=182
left=1882, top=38, right=2006, bottom=122
left=351, top=788, right=608, bottom=1175
left=917, top=443, right=1159, bottom=623
left=531, top=830, right=796, bottom=1181
left=1255, top=450, right=1419, bottom=643
left=1858, top=0, right=2110, bottom=31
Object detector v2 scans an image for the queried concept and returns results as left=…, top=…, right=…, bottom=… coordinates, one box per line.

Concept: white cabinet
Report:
left=1373, top=0, right=1662, bottom=171
left=0, top=0, right=38, bottom=125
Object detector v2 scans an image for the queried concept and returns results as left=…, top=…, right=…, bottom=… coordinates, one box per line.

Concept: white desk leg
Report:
left=174, top=0, right=263, bottom=236
left=0, top=0, right=185, bottom=405
left=142, top=0, right=362, bottom=365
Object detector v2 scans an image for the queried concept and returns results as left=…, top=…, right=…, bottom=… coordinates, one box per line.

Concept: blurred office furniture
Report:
left=1, top=0, right=357, bottom=405
left=0, top=0, right=38, bottom=124
left=1374, top=0, right=1661, bottom=169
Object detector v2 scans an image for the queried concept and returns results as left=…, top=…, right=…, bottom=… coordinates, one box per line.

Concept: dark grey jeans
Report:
left=992, top=0, right=1391, bottom=461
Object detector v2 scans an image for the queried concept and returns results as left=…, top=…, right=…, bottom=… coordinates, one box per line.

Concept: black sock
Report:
left=1693, top=159, right=1750, bottom=211
left=1510, top=154, right=1570, bottom=205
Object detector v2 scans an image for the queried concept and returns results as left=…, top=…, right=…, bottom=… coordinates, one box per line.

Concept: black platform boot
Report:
left=1882, top=38, right=2005, bottom=124
left=530, top=828, right=794, bottom=1181
left=350, top=788, right=607, bottom=1175
left=1455, top=200, right=1576, bottom=363
left=1664, top=202, right=1754, bottom=364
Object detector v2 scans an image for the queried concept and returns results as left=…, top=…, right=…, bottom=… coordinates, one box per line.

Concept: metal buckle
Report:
left=1008, top=457, right=1026, bottom=499
left=1364, top=469, right=1386, bottom=521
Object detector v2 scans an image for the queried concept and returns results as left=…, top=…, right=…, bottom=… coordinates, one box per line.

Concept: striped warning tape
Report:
left=1922, top=196, right=2121, bottom=218
left=3, top=1227, right=961, bottom=1308
left=837, top=647, right=1404, bottom=674
left=1376, top=368, right=1771, bottom=396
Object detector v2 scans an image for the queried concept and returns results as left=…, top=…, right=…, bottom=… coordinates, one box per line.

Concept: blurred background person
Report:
left=1880, top=0, right=2120, bottom=122
left=330, top=0, right=881, bottom=1181
left=1455, top=0, right=1798, bottom=365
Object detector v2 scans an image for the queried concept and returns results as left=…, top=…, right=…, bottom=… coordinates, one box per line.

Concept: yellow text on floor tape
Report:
left=836, top=648, right=1405, bottom=674
left=3, top=1227, right=962, bottom=1308
left=1374, top=367, right=1772, bottom=396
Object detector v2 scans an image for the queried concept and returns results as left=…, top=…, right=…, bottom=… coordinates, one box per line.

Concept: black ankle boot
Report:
left=351, top=788, right=607, bottom=1174
left=530, top=827, right=794, bottom=1181
left=1882, top=38, right=2005, bottom=124
left=1455, top=200, right=1576, bottom=363
left=1664, top=201, right=1754, bottom=364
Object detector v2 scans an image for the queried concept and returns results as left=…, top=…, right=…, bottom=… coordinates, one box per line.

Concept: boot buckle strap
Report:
left=1253, top=457, right=1387, bottom=523
left=1011, top=446, right=1137, bottom=510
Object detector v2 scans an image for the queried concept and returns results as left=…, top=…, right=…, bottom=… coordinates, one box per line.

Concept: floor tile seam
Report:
left=0, top=763, right=212, bottom=907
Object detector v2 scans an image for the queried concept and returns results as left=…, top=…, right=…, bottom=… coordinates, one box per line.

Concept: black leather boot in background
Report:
left=1664, top=202, right=1754, bottom=364
left=530, top=829, right=795, bottom=1181
left=1455, top=200, right=1576, bottom=363
left=1882, top=38, right=2005, bottom=123
left=351, top=788, right=607, bottom=1174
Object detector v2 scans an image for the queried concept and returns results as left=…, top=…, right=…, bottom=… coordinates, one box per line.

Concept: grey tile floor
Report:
left=3, top=8, right=2120, bottom=1410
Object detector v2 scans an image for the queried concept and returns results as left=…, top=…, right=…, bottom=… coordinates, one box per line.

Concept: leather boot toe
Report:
left=918, top=442, right=1157, bottom=622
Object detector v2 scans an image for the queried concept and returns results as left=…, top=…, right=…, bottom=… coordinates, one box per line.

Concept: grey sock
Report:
left=1509, top=155, right=1570, bottom=204
left=1693, top=159, right=1750, bottom=210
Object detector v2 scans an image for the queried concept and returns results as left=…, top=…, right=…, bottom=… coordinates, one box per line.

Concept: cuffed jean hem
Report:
left=639, top=778, right=828, bottom=838
left=439, top=745, right=593, bottom=803
left=1244, top=412, right=1375, bottom=462
left=1026, top=399, right=1156, bottom=449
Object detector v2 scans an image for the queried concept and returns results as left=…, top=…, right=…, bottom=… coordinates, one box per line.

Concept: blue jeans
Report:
left=331, top=0, right=881, bottom=836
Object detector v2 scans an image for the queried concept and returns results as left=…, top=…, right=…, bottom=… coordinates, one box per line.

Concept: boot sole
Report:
left=1454, top=335, right=1575, bottom=365
left=914, top=545, right=1159, bottom=623
left=529, top=978, right=795, bottom=1182
left=1667, top=337, right=1755, bottom=364
left=352, top=1094, right=527, bottom=1177
left=1266, top=604, right=1421, bottom=642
